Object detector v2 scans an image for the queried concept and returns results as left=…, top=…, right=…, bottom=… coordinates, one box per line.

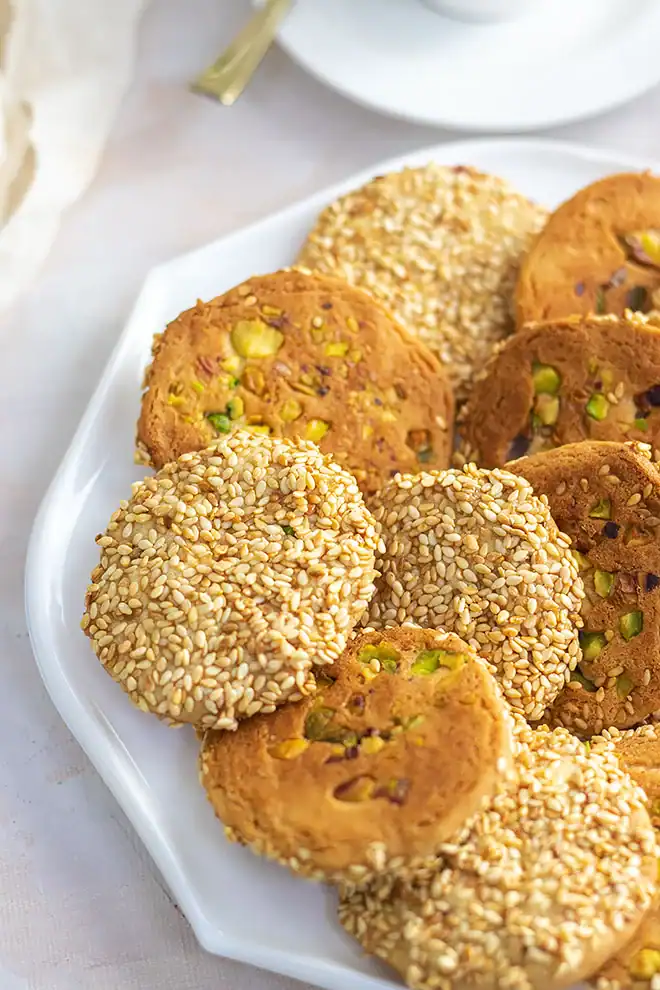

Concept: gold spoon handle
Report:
left=192, top=0, right=292, bottom=106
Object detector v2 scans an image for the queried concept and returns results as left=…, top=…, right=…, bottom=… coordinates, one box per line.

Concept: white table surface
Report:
left=4, top=1, right=660, bottom=987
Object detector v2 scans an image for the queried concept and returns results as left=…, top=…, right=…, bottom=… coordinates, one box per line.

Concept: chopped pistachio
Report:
left=374, top=778, right=410, bottom=806
left=571, top=667, right=597, bottom=693
left=227, top=396, right=244, bottom=420
left=622, top=229, right=660, bottom=267
left=231, top=319, right=284, bottom=358
left=589, top=498, right=611, bottom=520
left=616, top=672, right=635, bottom=699
left=534, top=393, right=560, bottom=426
left=333, top=775, right=375, bottom=802
left=221, top=355, right=242, bottom=374
left=280, top=398, right=303, bottom=422
left=411, top=649, right=467, bottom=675
left=620, top=610, right=644, bottom=641
left=630, top=949, right=660, bottom=981
left=594, top=570, right=615, bottom=598
left=261, top=304, right=283, bottom=317
left=573, top=551, right=590, bottom=571
left=579, top=631, right=607, bottom=661
left=346, top=316, right=359, bottom=333
left=245, top=424, right=271, bottom=435
left=360, top=736, right=385, bottom=756
left=595, top=287, right=606, bottom=314
left=325, top=341, right=349, bottom=357
left=532, top=363, right=561, bottom=395
left=206, top=411, right=231, bottom=434
left=167, top=394, right=185, bottom=407
left=281, top=525, right=295, bottom=536
left=634, top=416, right=649, bottom=432
left=357, top=642, right=401, bottom=673
left=586, top=393, right=609, bottom=421
left=304, top=419, right=330, bottom=443
left=304, top=707, right=356, bottom=745
left=191, top=380, right=205, bottom=394
left=269, top=738, right=309, bottom=759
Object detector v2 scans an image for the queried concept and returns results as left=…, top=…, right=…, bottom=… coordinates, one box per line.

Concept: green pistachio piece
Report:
left=281, top=525, right=295, bottom=536
left=534, top=393, right=560, bottom=426
left=231, top=319, right=284, bottom=358
left=411, top=649, right=467, bottom=676
left=325, top=341, right=349, bottom=357
left=594, top=570, right=615, bottom=598
left=586, top=393, right=610, bottom=421
left=280, top=398, right=303, bottom=423
left=616, top=672, right=635, bottom=699
left=579, top=631, right=607, bottom=661
left=589, top=498, right=611, bottom=520
left=620, top=610, right=644, bottom=641
left=634, top=416, right=649, bottom=432
left=573, top=551, right=590, bottom=571
left=333, top=776, right=376, bottom=802
left=532, top=362, right=561, bottom=395
left=357, top=643, right=401, bottom=673
left=305, top=419, right=330, bottom=443
left=206, top=412, right=231, bottom=434
left=622, top=229, right=660, bottom=268
left=630, top=949, right=660, bottom=981
left=269, top=738, right=309, bottom=759
left=227, top=396, right=244, bottom=419
left=571, top=667, right=597, bottom=693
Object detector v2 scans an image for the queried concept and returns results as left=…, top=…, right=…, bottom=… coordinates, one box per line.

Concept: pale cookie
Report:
left=297, top=164, right=547, bottom=401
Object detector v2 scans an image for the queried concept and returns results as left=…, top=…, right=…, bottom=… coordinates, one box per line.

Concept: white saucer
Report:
left=270, top=0, right=660, bottom=131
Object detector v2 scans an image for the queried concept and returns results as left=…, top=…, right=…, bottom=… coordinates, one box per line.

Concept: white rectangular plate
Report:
left=25, top=139, right=658, bottom=990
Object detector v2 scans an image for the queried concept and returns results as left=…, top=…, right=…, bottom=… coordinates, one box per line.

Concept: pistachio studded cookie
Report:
left=199, top=627, right=514, bottom=884
left=137, top=269, right=454, bottom=495
left=82, top=431, right=380, bottom=730
left=458, top=312, right=660, bottom=469
left=516, top=172, right=660, bottom=328
left=366, top=465, right=584, bottom=721
left=296, top=164, right=547, bottom=401
left=508, top=442, right=660, bottom=734
left=339, top=722, right=657, bottom=990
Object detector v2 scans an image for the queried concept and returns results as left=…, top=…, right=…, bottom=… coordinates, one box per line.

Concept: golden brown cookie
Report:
left=199, top=627, right=514, bottom=884
left=81, top=431, right=380, bottom=730
left=339, top=722, right=657, bottom=990
left=296, top=164, right=547, bottom=401
left=598, top=724, right=660, bottom=823
left=136, top=269, right=454, bottom=495
left=508, top=442, right=660, bottom=734
left=516, top=172, right=660, bottom=328
left=457, top=312, right=660, bottom=468
left=366, top=464, right=584, bottom=721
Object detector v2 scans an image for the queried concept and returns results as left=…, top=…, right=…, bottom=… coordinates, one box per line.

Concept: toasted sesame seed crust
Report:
left=81, top=431, right=380, bottom=729
left=296, top=164, right=547, bottom=401
left=365, top=465, right=584, bottom=720
left=339, top=722, right=657, bottom=990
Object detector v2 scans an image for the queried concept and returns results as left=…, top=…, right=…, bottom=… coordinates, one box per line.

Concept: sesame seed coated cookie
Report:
left=137, top=269, right=454, bottom=495
left=296, top=164, right=547, bottom=402
left=81, top=431, right=380, bottom=730
left=509, top=442, right=660, bottom=735
left=596, top=723, right=660, bottom=824
left=457, top=312, right=660, bottom=469
left=199, top=627, right=514, bottom=884
left=516, top=172, right=660, bottom=328
left=366, top=465, right=584, bottom=721
left=339, top=722, right=657, bottom=990
left=595, top=903, right=660, bottom=990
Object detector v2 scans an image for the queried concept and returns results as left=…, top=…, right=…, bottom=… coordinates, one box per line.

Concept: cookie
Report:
left=81, top=431, right=380, bottom=730
left=339, top=722, right=657, bottom=990
left=366, top=465, right=584, bottom=721
left=296, top=164, right=547, bottom=401
left=516, top=172, right=660, bottom=328
left=199, top=626, right=514, bottom=884
left=597, top=724, right=660, bottom=823
left=457, top=312, right=660, bottom=469
left=136, top=268, right=454, bottom=495
left=508, top=441, right=660, bottom=734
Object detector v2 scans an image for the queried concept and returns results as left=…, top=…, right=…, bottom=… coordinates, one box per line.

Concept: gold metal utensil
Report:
left=191, top=0, right=293, bottom=106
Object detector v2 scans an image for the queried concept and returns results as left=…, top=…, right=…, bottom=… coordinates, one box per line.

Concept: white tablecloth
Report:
left=3, top=1, right=660, bottom=986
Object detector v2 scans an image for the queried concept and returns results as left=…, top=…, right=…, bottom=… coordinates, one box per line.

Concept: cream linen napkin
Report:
left=0, top=0, right=149, bottom=311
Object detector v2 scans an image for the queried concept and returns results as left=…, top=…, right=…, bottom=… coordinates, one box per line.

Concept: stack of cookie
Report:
left=80, top=162, right=660, bottom=990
